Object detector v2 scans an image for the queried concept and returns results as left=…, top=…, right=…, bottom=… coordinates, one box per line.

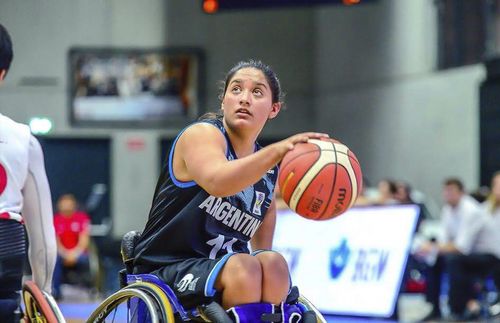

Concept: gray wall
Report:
left=0, top=0, right=484, bottom=235
left=313, top=0, right=483, bottom=213
left=165, top=0, right=317, bottom=136
left=0, top=0, right=168, bottom=236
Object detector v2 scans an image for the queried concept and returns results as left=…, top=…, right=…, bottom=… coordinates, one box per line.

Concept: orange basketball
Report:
left=278, top=138, right=363, bottom=220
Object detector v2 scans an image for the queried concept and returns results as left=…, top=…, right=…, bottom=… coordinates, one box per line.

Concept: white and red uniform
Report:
left=0, top=113, right=57, bottom=293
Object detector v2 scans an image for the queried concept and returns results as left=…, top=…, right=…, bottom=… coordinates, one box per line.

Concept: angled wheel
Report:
left=22, top=280, right=65, bottom=323
left=298, top=294, right=327, bottom=323
left=129, top=282, right=175, bottom=322
left=86, top=286, right=163, bottom=323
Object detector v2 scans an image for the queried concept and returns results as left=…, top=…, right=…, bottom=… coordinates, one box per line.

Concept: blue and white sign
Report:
left=274, top=204, right=420, bottom=318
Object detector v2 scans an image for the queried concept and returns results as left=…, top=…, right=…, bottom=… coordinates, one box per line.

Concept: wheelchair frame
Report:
left=84, top=230, right=327, bottom=322
left=22, top=280, right=66, bottom=323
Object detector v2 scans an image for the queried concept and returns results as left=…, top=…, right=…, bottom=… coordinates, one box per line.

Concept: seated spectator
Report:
left=353, top=186, right=373, bottom=206
left=447, top=172, right=500, bottom=319
left=375, top=179, right=398, bottom=205
left=52, top=194, right=91, bottom=300
left=470, top=186, right=490, bottom=203
left=394, top=181, right=414, bottom=204
left=414, top=178, right=482, bottom=321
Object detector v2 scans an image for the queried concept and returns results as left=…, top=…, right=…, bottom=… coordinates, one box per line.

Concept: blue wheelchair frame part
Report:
left=127, top=273, right=200, bottom=321
left=126, top=273, right=325, bottom=323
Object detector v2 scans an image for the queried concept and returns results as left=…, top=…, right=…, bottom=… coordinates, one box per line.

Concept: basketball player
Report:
left=0, top=24, right=57, bottom=322
left=133, top=60, right=328, bottom=312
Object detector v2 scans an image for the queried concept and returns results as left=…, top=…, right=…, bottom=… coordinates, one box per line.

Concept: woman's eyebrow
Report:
left=230, top=79, right=268, bottom=90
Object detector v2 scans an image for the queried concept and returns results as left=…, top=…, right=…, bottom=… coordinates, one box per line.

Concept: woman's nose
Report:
left=239, top=90, right=251, bottom=105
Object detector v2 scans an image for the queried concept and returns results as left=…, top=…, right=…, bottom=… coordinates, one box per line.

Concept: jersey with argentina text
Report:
left=133, top=118, right=278, bottom=271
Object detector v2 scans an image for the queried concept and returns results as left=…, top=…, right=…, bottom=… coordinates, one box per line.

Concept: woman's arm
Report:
left=175, top=123, right=327, bottom=197
left=22, top=135, right=57, bottom=293
left=250, top=199, right=277, bottom=251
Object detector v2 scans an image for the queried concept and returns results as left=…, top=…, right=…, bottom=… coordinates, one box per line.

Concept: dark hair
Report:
left=218, top=59, right=284, bottom=104
left=380, top=179, right=398, bottom=195
left=199, top=60, right=284, bottom=121
left=444, top=177, right=464, bottom=192
left=0, top=24, right=13, bottom=75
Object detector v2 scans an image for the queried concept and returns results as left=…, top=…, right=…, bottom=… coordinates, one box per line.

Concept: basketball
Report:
left=278, top=138, right=363, bottom=220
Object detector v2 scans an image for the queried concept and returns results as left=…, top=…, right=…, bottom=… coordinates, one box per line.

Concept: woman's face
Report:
left=221, top=67, right=280, bottom=133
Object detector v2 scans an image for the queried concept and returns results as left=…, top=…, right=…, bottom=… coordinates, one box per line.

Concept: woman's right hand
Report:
left=271, top=132, right=330, bottom=160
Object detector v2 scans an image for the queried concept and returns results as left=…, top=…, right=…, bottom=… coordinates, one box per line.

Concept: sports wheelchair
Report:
left=22, top=280, right=66, bottom=323
left=87, top=231, right=327, bottom=323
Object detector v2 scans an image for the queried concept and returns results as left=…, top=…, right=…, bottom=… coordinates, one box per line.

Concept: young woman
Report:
left=133, top=60, right=328, bottom=310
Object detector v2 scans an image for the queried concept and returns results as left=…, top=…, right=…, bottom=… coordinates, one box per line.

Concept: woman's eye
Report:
left=231, top=87, right=241, bottom=94
left=253, top=89, right=263, bottom=96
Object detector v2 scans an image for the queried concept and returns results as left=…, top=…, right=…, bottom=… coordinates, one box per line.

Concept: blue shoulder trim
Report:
left=168, top=121, right=230, bottom=188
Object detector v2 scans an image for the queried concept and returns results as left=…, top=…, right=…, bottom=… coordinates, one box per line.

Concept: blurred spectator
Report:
left=375, top=179, right=398, bottom=204
left=414, top=178, right=482, bottom=321
left=394, top=181, right=414, bottom=204
left=52, top=194, right=91, bottom=300
left=447, top=172, right=500, bottom=319
left=353, top=186, right=372, bottom=206
left=470, top=186, right=490, bottom=203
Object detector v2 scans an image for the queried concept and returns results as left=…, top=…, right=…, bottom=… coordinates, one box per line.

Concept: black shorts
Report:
left=152, top=253, right=236, bottom=309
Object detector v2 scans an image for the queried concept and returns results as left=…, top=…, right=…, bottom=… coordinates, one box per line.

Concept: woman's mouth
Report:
left=236, top=108, right=251, bottom=116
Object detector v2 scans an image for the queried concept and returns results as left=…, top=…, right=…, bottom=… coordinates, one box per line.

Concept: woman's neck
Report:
left=223, top=120, right=258, bottom=158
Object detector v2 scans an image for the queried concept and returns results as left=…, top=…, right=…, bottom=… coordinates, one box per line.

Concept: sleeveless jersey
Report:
left=0, top=114, right=31, bottom=222
left=133, top=119, right=278, bottom=271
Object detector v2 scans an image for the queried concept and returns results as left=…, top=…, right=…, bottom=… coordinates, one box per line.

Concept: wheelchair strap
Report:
left=227, top=302, right=302, bottom=323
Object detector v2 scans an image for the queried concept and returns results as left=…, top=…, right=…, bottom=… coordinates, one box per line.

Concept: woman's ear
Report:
left=268, top=102, right=282, bottom=120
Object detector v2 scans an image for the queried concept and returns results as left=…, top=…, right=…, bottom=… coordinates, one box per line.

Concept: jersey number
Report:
left=206, top=235, right=237, bottom=259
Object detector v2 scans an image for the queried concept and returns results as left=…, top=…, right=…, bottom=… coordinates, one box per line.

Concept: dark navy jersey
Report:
left=133, top=118, right=278, bottom=271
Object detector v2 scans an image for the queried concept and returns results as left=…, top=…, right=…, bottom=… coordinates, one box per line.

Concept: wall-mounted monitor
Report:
left=273, top=204, right=420, bottom=319
left=69, top=47, right=204, bottom=128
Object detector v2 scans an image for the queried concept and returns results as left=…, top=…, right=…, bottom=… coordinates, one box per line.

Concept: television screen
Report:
left=69, top=47, right=203, bottom=127
left=273, top=204, right=420, bottom=318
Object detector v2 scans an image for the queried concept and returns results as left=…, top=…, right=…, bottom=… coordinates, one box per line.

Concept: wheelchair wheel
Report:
left=298, top=295, right=327, bottom=323
left=128, top=282, right=175, bottom=322
left=86, top=286, right=164, bottom=323
left=22, top=280, right=65, bottom=323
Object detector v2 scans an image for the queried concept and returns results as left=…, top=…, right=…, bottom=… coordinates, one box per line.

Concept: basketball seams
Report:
left=297, top=163, right=333, bottom=220
left=279, top=146, right=321, bottom=204
left=333, top=143, right=358, bottom=208
left=289, top=147, right=335, bottom=211
left=319, top=142, right=338, bottom=220
left=280, top=148, right=320, bottom=171
left=279, top=138, right=362, bottom=221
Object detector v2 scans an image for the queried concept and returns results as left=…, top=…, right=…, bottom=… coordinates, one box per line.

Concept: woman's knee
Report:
left=256, top=251, right=289, bottom=277
left=218, top=254, right=262, bottom=290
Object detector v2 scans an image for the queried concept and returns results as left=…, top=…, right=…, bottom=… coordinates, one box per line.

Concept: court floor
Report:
left=56, top=285, right=433, bottom=322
